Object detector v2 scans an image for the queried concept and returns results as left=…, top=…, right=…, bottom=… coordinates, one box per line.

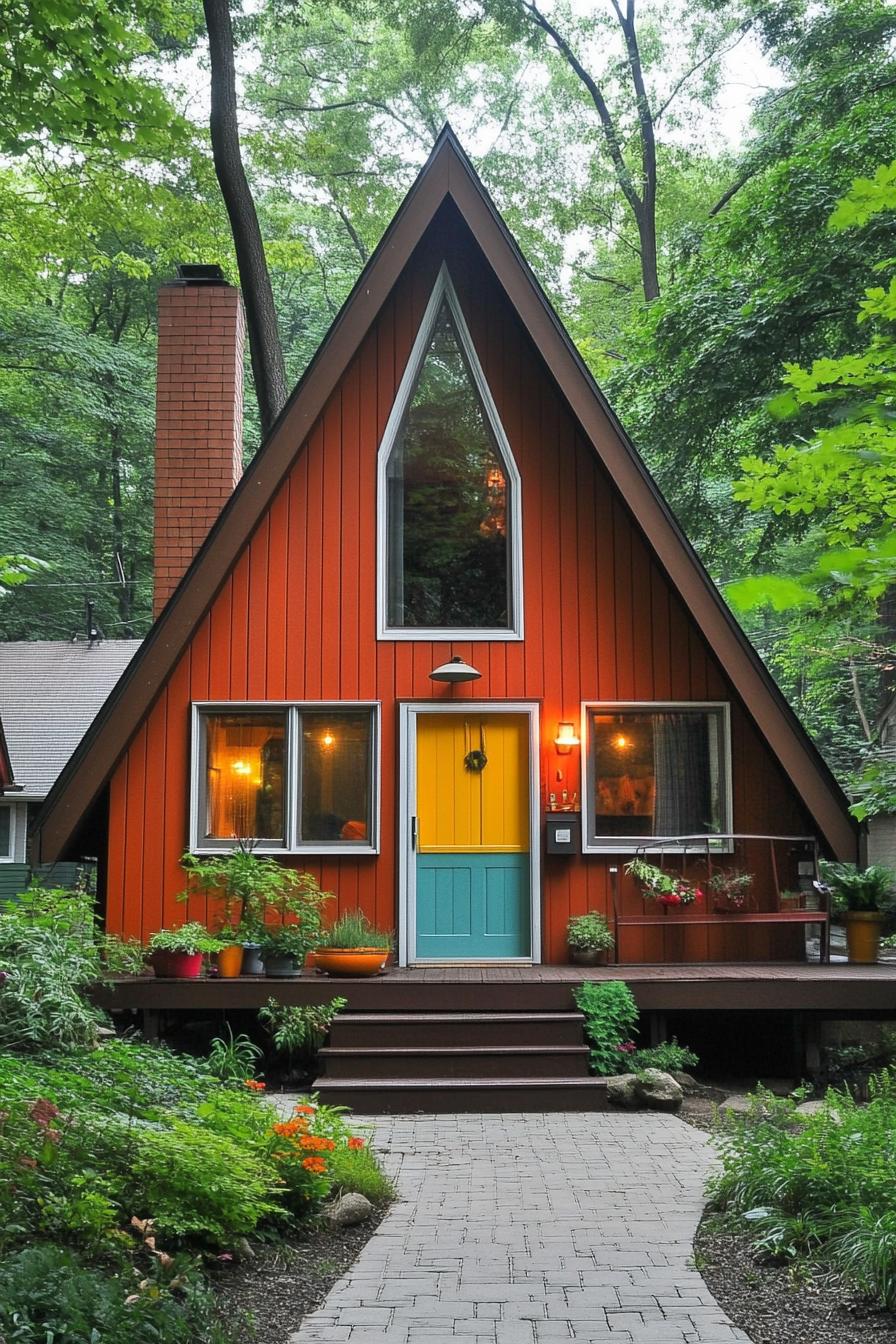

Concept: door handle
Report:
left=411, top=816, right=418, bottom=851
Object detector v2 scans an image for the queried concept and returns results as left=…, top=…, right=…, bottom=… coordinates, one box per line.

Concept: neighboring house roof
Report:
left=0, top=641, right=141, bottom=800
left=34, top=127, right=857, bottom=861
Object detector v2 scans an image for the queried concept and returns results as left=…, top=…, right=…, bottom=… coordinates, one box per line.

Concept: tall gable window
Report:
left=377, top=266, right=523, bottom=639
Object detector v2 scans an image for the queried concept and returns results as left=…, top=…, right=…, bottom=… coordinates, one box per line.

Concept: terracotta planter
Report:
left=569, top=947, right=609, bottom=966
left=216, top=943, right=244, bottom=978
left=241, top=943, right=264, bottom=975
left=845, top=910, right=885, bottom=964
left=150, top=950, right=203, bottom=979
left=313, top=948, right=389, bottom=977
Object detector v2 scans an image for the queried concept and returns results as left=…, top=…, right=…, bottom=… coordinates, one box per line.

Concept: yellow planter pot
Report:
left=216, top=943, right=245, bottom=978
left=844, top=911, right=885, bottom=965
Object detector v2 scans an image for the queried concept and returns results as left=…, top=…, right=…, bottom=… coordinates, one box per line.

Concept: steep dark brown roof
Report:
left=34, top=127, right=857, bottom=862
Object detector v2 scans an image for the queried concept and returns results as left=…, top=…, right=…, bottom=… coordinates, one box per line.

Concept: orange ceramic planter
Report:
left=216, top=943, right=245, bottom=978
left=845, top=911, right=884, bottom=965
left=313, top=948, right=389, bottom=977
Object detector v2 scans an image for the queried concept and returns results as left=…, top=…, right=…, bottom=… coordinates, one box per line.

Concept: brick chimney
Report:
left=153, top=264, right=245, bottom=617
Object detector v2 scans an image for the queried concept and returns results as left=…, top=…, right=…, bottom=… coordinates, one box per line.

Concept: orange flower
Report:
left=299, top=1135, right=336, bottom=1152
left=347, top=1137, right=365, bottom=1150
left=302, top=1156, right=327, bottom=1174
left=272, top=1119, right=303, bottom=1138
left=293, top=1103, right=316, bottom=1115
left=243, top=1079, right=266, bottom=1091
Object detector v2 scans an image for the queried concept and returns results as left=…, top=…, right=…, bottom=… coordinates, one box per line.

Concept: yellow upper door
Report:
left=416, top=713, right=528, bottom=853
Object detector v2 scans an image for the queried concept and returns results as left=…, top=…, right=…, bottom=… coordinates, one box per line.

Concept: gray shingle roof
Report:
left=0, top=641, right=141, bottom=799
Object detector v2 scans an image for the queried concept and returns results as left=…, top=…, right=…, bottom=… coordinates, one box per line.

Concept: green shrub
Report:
left=0, top=886, right=108, bottom=1052
left=259, top=995, right=347, bottom=1065
left=709, top=1071, right=896, bottom=1306
left=629, top=1038, right=699, bottom=1073
left=573, top=980, right=639, bottom=1075
left=119, top=1118, right=281, bottom=1242
left=0, top=1244, right=238, bottom=1344
left=0, top=1040, right=221, bottom=1125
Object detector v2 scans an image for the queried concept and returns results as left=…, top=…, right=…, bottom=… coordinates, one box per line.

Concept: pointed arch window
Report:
left=377, top=266, right=523, bottom=640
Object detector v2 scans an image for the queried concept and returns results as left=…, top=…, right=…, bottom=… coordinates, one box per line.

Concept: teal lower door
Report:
left=416, top=853, right=530, bottom=958
left=414, top=713, right=531, bottom=960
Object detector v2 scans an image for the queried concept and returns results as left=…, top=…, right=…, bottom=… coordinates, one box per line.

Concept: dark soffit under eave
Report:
left=34, top=127, right=856, bottom=863
left=0, top=718, right=14, bottom=792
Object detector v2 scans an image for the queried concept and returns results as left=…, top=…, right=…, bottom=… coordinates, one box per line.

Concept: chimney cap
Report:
left=172, top=263, right=229, bottom=286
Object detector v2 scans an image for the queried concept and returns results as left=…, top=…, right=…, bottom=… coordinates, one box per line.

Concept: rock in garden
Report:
left=719, top=1093, right=753, bottom=1113
left=606, top=1073, right=640, bottom=1108
left=328, top=1192, right=373, bottom=1227
left=633, top=1068, right=683, bottom=1112
left=670, top=1070, right=700, bottom=1094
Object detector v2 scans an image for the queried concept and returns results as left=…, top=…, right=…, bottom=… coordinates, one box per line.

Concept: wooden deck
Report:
left=95, top=961, right=896, bottom=1015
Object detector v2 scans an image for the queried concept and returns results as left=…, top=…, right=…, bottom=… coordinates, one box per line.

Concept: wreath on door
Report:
left=463, top=721, right=488, bottom=772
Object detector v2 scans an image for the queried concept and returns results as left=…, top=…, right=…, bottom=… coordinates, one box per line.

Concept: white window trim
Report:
left=579, top=700, right=733, bottom=855
left=0, top=802, right=15, bottom=863
left=376, top=262, right=524, bottom=642
left=189, top=701, right=381, bottom=856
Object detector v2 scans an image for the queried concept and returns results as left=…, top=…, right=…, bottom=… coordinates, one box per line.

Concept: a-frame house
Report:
left=35, top=128, right=856, bottom=972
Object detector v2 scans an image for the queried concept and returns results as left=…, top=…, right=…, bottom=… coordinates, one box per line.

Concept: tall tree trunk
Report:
left=521, top=0, right=660, bottom=303
left=204, top=0, right=287, bottom=434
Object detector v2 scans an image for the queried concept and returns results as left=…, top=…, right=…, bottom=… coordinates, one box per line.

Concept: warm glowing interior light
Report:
left=230, top=758, right=253, bottom=775
left=614, top=734, right=629, bottom=749
left=321, top=730, right=335, bottom=749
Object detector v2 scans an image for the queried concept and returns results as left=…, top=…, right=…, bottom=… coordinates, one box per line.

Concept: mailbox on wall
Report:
left=545, top=812, right=581, bottom=855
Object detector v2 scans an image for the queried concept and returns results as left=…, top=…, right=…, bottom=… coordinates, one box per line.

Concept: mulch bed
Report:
left=679, top=1080, right=896, bottom=1344
left=211, top=1205, right=388, bottom=1344
left=695, top=1216, right=896, bottom=1344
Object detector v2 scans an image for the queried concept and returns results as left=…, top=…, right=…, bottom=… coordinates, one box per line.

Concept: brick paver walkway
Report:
left=289, top=1112, right=750, bottom=1344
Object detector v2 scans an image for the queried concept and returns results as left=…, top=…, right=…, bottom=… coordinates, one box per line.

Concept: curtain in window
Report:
left=652, top=713, right=710, bottom=836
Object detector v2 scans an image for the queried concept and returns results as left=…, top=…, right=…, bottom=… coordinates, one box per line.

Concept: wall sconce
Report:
left=429, top=656, right=481, bottom=684
left=554, top=722, right=580, bottom=754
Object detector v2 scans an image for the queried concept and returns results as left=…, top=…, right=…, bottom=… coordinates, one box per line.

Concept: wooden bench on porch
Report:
left=609, top=833, right=831, bottom=964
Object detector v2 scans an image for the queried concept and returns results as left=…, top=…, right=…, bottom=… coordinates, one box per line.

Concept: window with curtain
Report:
left=194, top=705, right=377, bottom=852
left=583, top=705, right=730, bottom=850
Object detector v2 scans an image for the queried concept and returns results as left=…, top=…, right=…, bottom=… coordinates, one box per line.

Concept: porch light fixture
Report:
left=429, top=656, right=481, bottom=684
left=554, top=722, right=580, bottom=754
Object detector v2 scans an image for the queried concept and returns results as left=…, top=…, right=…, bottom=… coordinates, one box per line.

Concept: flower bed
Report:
left=0, top=883, right=391, bottom=1343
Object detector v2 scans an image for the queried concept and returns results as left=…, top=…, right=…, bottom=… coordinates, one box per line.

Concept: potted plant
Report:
left=146, top=923, right=219, bottom=978
left=312, top=911, right=393, bottom=977
left=257, top=924, right=312, bottom=978
left=243, top=868, right=332, bottom=977
left=566, top=912, right=614, bottom=966
left=707, top=869, right=754, bottom=913
left=819, top=862, right=896, bottom=964
left=624, top=858, right=701, bottom=910
left=177, top=847, right=326, bottom=977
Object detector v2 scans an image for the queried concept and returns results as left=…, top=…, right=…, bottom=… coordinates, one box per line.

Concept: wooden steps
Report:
left=314, top=1009, right=609, bottom=1112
